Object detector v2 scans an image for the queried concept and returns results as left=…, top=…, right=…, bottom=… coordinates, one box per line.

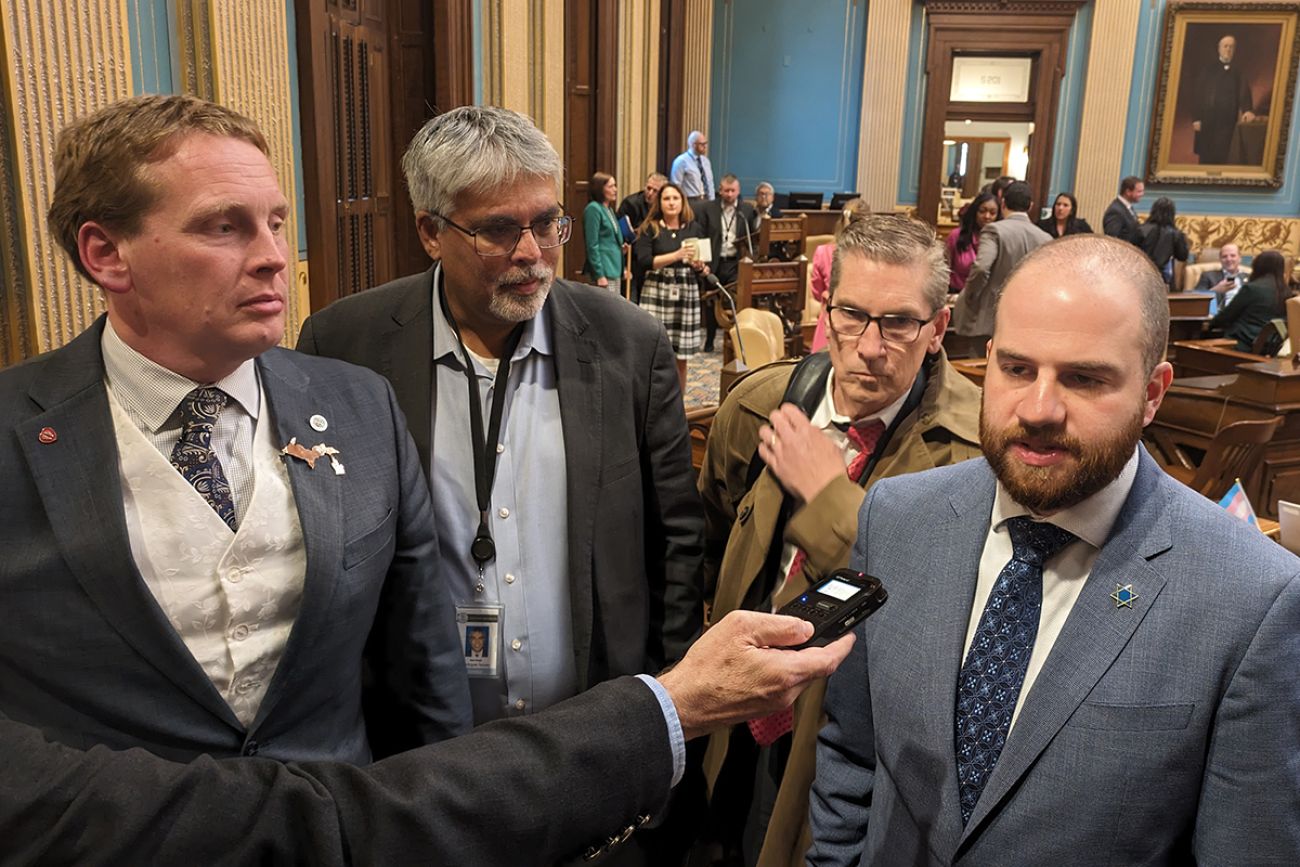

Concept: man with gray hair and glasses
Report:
left=697, top=213, right=982, bottom=865
left=298, top=108, right=704, bottom=764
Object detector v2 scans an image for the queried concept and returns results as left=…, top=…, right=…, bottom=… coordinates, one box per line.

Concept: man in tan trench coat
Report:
left=697, top=214, right=983, bottom=866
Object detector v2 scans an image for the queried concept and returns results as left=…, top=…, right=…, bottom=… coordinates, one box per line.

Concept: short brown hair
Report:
left=830, top=213, right=949, bottom=312
left=48, top=94, right=268, bottom=279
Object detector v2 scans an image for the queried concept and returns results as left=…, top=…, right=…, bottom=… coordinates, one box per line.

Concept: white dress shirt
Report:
left=963, top=447, right=1140, bottom=731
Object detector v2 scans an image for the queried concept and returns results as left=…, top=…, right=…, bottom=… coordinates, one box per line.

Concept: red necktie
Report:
left=747, top=418, right=886, bottom=746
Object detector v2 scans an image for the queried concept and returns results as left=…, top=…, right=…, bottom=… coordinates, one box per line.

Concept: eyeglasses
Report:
left=825, top=304, right=934, bottom=343
left=435, top=213, right=573, bottom=257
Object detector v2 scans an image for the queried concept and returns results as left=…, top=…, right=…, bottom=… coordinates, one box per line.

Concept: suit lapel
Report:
left=382, top=270, right=436, bottom=472
left=250, top=350, right=345, bottom=727
left=904, top=468, right=997, bottom=855
left=958, top=454, right=1174, bottom=843
left=551, top=286, right=602, bottom=688
left=19, top=320, right=241, bottom=727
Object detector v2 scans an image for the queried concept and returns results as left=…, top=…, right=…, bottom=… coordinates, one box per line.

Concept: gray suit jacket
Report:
left=951, top=214, right=1051, bottom=338
left=809, top=453, right=1300, bottom=866
left=297, top=271, right=704, bottom=681
left=0, top=318, right=471, bottom=763
left=4, top=677, right=671, bottom=866
left=1103, top=197, right=1141, bottom=245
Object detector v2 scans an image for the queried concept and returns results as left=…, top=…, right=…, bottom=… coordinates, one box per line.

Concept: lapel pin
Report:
left=37, top=427, right=58, bottom=444
left=309, top=414, right=328, bottom=432
left=281, top=437, right=321, bottom=468
left=279, top=437, right=346, bottom=475
left=1110, top=583, right=1139, bottom=609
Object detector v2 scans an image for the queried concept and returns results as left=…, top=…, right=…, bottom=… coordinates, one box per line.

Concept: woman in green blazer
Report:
left=583, top=171, right=625, bottom=295
left=1209, top=250, right=1292, bottom=352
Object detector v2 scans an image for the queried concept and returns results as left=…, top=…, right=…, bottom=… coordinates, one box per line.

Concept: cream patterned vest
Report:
left=108, top=386, right=307, bottom=727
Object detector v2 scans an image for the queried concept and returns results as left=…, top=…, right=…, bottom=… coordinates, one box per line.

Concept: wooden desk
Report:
left=1168, top=292, right=1215, bottom=317
left=1168, top=316, right=1211, bottom=343
left=782, top=208, right=839, bottom=237
left=1170, top=338, right=1267, bottom=378
left=1147, top=361, right=1300, bottom=519
left=949, top=358, right=987, bottom=387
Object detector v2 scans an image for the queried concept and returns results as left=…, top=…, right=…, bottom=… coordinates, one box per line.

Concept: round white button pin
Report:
left=310, top=414, right=328, bottom=432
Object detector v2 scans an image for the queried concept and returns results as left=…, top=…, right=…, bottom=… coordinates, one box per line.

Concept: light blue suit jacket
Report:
left=809, top=452, right=1300, bottom=865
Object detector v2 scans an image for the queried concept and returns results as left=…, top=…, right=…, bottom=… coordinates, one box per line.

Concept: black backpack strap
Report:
left=743, top=352, right=833, bottom=490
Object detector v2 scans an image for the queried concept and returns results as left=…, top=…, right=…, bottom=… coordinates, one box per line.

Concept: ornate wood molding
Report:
left=923, top=0, right=1086, bottom=13
left=0, top=0, right=130, bottom=362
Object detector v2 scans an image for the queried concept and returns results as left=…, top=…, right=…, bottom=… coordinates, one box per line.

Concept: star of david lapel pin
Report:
left=1110, top=583, right=1139, bottom=609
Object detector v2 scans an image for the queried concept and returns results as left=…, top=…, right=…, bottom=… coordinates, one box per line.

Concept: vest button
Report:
left=243, top=740, right=259, bottom=756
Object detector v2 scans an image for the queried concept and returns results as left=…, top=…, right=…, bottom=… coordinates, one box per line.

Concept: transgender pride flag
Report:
left=1218, top=480, right=1258, bottom=527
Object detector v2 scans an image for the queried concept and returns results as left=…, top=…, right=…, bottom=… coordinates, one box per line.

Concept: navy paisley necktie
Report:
left=954, top=516, right=1075, bottom=825
left=170, top=386, right=237, bottom=531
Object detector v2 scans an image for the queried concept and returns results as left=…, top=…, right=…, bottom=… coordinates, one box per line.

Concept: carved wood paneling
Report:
left=617, top=0, right=661, bottom=192
left=681, top=0, right=712, bottom=137
left=0, top=0, right=131, bottom=363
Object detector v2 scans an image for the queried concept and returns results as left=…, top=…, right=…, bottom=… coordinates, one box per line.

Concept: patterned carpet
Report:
left=685, top=347, right=723, bottom=410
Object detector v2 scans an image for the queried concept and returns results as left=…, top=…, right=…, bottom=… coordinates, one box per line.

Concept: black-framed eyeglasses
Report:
left=825, top=304, right=935, bottom=343
left=435, top=212, right=573, bottom=257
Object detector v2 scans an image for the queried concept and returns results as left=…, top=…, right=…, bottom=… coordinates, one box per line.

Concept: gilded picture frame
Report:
left=1146, top=1, right=1299, bottom=187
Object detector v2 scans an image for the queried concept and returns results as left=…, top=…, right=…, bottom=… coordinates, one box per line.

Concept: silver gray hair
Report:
left=755, top=181, right=774, bottom=194
left=830, top=213, right=950, bottom=312
left=402, top=105, right=562, bottom=223
left=687, top=130, right=705, bottom=148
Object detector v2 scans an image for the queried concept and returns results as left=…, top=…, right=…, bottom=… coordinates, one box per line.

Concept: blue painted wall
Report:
left=709, top=0, right=867, bottom=198
left=895, top=1, right=1094, bottom=206
left=126, top=2, right=310, bottom=255
left=1122, top=0, right=1300, bottom=216
left=127, top=0, right=175, bottom=95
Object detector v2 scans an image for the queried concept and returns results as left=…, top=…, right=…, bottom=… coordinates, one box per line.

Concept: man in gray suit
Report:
left=809, top=234, right=1300, bottom=865
left=0, top=95, right=470, bottom=764
left=951, top=181, right=1050, bottom=354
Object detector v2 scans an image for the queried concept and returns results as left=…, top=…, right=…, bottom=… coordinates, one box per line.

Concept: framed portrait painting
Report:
left=1147, top=1, right=1299, bottom=187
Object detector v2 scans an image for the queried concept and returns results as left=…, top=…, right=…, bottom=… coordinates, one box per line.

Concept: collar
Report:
left=991, top=446, right=1141, bottom=549
left=430, top=262, right=553, bottom=371
left=101, top=317, right=260, bottom=432
left=1004, top=212, right=1031, bottom=223
left=811, top=367, right=910, bottom=432
left=1118, top=197, right=1136, bottom=213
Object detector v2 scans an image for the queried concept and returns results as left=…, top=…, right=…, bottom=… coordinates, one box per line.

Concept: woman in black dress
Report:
left=634, top=182, right=709, bottom=390
left=1036, top=192, right=1094, bottom=238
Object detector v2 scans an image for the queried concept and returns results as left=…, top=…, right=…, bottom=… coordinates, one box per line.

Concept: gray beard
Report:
left=488, top=277, right=552, bottom=322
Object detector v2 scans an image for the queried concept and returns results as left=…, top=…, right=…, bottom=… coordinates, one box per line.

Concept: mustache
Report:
left=494, top=264, right=553, bottom=289
left=995, top=422, right=1085, bottom=456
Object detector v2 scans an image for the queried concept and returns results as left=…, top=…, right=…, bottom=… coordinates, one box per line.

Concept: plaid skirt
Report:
left=639, top=264, right=702, bottom=359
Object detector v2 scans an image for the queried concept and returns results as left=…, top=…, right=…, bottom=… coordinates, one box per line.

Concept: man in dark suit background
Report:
left=1193, top=34, right=1256, bottom=164
left=755, top=181, right=783, bottom=220
left=298, top=106, right=704, bottom=731
left=1102, top=175, right=1145, bottom=245
left=696, top=173, right=759, bottom=351
left=618, top=172, right=667, bottom=303
left=0, top=95, right=471, bottom=765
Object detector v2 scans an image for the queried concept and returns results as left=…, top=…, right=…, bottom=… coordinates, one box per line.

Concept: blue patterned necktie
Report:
left=955, top=516, right=1076, bottom=825
left=170, top=386, right=237, bottom=531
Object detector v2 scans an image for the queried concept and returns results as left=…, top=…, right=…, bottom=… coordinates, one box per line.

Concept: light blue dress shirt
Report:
left=429, top=265, right=576, bottom=724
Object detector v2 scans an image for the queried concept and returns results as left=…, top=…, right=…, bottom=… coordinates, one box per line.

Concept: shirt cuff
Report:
left=635, top=674, right=685, bottom=788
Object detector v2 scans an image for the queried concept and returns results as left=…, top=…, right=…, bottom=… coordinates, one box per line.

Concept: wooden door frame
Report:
left=918, top=1, right=1085, bottom=226
left=657, top=0, right=686, bottom=171
left=295, top=0, right=474, bottom=312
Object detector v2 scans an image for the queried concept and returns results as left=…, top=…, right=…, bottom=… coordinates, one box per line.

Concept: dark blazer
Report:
left=695, top=199, right=760, bottom=268
left=1210, top=274, right=1285, bottom=352
left=0, top=318, right=472, bottom=764
left=810, top=453, right=1300, bottom=865
left=1102, top=197, right=1141, bottom=245
left=1193, top=266, right=1251, bottom=293
left=297, top=271, right=704, bottom=682
left=1035, top=216, right=1094, bottom=238
left=617, top=191, right=652, bottom=234
left=3, top=677, right=672, bottom=866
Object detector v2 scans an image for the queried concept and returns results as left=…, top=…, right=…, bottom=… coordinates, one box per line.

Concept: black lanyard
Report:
left=438, top=286, right=524, bottom=582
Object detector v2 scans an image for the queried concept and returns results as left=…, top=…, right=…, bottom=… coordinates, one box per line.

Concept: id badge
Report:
left=668, top=284, right=681, bottom=302
left=457, top=603, right=503, bottom=678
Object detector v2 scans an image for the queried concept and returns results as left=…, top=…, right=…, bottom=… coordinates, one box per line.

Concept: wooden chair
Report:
left=754, top=213, right=807, bottom=261
left=1156, top=416, right=1284, bottom=502
left=684, top=405, right=718, bottom=475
